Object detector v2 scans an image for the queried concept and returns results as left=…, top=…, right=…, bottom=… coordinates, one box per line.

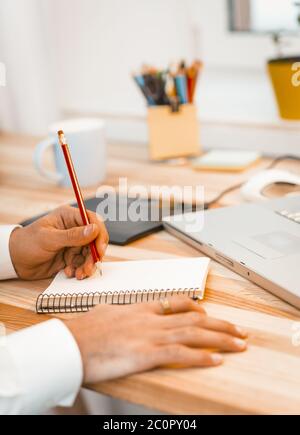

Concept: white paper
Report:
left=43, top=257, right=210, bottom=297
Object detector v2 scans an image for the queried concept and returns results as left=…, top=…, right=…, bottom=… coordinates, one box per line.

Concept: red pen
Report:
left=57, top=130, right=102, bottom=276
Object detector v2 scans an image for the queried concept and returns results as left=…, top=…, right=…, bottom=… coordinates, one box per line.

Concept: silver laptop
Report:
left=163, top=196, right=300, bottom=308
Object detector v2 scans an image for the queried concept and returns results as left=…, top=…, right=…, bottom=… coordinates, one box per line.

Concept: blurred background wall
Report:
left=1, top=0, right=300, bottom=146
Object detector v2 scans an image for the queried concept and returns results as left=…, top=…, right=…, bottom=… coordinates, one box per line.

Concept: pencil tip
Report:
left=96, top=262, right=103, bottom=277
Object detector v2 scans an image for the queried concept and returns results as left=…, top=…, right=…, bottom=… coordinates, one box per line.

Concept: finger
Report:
left=200, top=316, right=248, bottom=339
left=161, top=312, right=247, bottom=339
left=54, top=205, right=86, bottom=228
left=72, top=254, right=85, bottom=268
left=64, top=265, right=75, bottom=278
left=75, top=267, right=87, bottom=280
left=82, top=246, right=89, bottom=257
left=50, top=223, right=100, bottom=249
left=63, top=246, right=82, bottom=267
left=87, top=210, right=109, bottom=259
left=160, top=311, right=206, bottom=329
left=76, top=240, right=101, bottom=278
left=75, top=256, right=96, bottom=280
left=154, top=345, right=223, bottom=368
left=149, top=295, right=206, bottom=316
left=161, top=327, right=247, bottom=352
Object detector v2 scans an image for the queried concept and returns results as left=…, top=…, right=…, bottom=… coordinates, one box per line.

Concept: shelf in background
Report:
left=65, top=67, right=300, bottom=157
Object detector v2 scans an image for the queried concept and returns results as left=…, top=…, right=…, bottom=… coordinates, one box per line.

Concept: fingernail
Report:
left=65, top=268, right=73, bottom=278
left=77, top=271, right=86, bottom=280
left=84, top=224, right=95, bottom=237
left=233, top=338, right=247, bottom=350
left=235, top=327, right=248, bottom=338
left=211, top=353, right=223, bottom=365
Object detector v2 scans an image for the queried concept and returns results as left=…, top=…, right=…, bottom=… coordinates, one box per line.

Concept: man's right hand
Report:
left=64, top=296, right=248, bottom=385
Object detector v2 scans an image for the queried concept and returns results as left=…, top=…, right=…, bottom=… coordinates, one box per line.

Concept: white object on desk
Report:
left=34, top=118, right=106, bottom=188
left=241, top=169, right=300, bottom=201
left=191, top=150, right=261, bottom=172
left=36, top=257, right=210, bottom=313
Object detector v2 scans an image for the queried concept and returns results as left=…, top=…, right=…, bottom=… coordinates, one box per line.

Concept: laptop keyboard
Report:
left=277, top=209, right=300, bottom=224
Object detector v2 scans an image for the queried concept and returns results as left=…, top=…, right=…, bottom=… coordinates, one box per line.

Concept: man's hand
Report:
left=9, top=205, right=109, bottom=280
left=65, top=296, right=248, bottom=384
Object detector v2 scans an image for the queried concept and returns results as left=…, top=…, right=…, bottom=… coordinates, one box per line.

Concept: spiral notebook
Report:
left=36, top=257, right=210, bottom=314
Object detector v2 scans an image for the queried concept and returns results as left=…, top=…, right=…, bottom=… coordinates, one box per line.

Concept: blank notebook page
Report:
left=43, top=257, right=210, bottom=297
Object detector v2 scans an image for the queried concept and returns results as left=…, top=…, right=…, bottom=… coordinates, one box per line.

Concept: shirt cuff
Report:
left=6, top=319, right=83, bottom=414
left=0, top=225, right=20, bottom=280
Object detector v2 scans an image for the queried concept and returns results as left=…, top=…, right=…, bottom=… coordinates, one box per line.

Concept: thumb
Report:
left=54, top=224, right=99, bottom=248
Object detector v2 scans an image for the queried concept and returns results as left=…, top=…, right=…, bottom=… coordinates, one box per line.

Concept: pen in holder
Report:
left=133, top=60, right=203, bottom=161
left=147, top=103, right=200, bottom=161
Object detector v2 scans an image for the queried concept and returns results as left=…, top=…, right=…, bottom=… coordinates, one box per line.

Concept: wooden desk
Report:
left=0, top=133, right=300, bottom=415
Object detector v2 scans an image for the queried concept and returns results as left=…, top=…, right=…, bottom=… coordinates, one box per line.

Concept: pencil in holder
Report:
left=147, top=103, right=200, bottom=161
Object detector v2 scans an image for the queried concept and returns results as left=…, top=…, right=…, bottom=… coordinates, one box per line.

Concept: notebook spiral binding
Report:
left=36, top=287, right=200, bottom=314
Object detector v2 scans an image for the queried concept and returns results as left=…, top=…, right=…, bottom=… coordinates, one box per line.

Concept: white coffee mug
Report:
left=34, top=118, right=106, bottom=187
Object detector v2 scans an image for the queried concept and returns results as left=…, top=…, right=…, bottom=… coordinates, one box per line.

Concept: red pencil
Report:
left=57, top=130, right=102, bottom=276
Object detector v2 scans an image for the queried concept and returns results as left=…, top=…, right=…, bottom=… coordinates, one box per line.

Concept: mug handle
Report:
left=34, top=138, right=63, bottom=183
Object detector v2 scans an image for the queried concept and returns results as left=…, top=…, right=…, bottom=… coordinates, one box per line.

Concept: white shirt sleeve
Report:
left=0, top=225, right=83, bottom=414
left=0, top=319, right=83, bottom=415
left=0, top=225, right=20, bottom=280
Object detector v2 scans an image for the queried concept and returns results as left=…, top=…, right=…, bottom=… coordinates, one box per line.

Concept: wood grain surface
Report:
left=0, top=132, right=299, bottom=415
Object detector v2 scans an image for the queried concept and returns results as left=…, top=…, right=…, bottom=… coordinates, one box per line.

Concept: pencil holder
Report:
left=147, top=104, right=200, bottom=161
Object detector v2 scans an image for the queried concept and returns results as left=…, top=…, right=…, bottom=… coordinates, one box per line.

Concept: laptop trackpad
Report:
left=234, top=231, right=300, bottom=260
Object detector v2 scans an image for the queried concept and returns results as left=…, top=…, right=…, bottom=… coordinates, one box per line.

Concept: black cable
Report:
left=204, top=182, right=243, bottom=210
left=204, top=154, right=300, bottom=210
